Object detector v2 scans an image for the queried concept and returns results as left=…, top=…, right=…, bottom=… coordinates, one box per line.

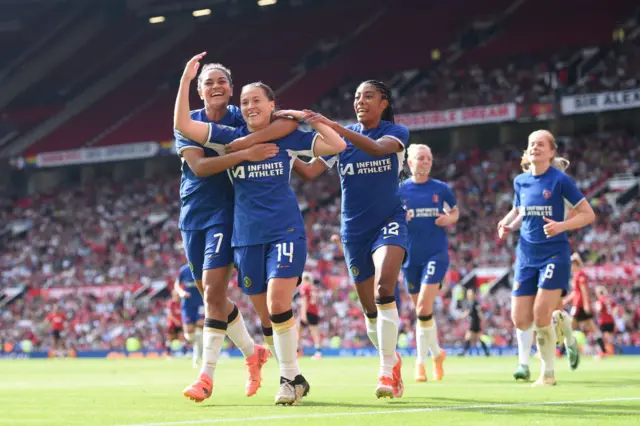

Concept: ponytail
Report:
left=521, top=130, right=569, bottom=172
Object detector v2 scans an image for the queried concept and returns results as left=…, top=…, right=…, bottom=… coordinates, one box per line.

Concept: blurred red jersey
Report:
left=299, top=282, right=319, bottom=316
left=571, top=270, right=589, bottom=309
left=166, top=300, right=181, bottom=328
left=45, top=312, right=65, bottom=331
left=597, top=296, right=616, bottom=325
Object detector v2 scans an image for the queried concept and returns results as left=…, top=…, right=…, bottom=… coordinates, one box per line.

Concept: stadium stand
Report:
left=0, top=0, right=639, bottom=356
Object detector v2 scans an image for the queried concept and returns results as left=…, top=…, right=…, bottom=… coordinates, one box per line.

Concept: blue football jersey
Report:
left=207, top=124, right=318, bottom=246
left=177, top=263, right=203, bottom=308
left=321, top=121, right=409, bottom=242
left=399, top=178, right=456, bottom=261
left=175, top=106, right=245, bottom=231
left=514, top=167, right=586, bottom=259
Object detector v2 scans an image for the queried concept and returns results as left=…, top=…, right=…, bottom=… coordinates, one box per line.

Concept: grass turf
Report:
left=1, top=355, right=639, bottom=425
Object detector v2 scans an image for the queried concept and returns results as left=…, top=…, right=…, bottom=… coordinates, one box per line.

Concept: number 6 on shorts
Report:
left=543, top=263, right=555, bottom=280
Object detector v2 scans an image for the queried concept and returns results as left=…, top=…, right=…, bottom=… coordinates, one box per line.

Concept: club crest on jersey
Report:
left=188, top=262, right=194, bottom=272
left=350, top=266, right=360, bottom=277
left=514, top=281, right=520, bottom=291
left=542, top=189, right=551, bottom=199
left=243, top=277, right=252, bottom=288
left=432, top=194, right=439, bottom=203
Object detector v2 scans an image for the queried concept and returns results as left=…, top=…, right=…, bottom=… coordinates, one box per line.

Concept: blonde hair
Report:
left=521, top=130, right=570, bottom=172
left=570, top=252, right=584, bottom=267
left=407, top=143, right=432, bottom=159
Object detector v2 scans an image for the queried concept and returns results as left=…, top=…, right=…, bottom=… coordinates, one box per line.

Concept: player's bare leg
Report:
left=512, top=295, right=535, bottom=381
left=309, top=325, right=322, bottom=359
left=416, top=283, right=444, bottom=382
left=269, top=277, right=310, bottom=405
left=584, top=318, right=607, bottom=357
left=182, top=323, right=197, bottom=367
left=372, top=245, right=404, bottom=399
left=532, top=288, right=562, bottom=387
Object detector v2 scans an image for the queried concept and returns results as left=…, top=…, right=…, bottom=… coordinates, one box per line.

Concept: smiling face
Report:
left=408, top=145, right=433, bottom=177
left=240, top=84, right=275, bottom=131
left=526, top=130, right=556, bottom=166
left=197, top=68, right=233, bottom=110
left=353, top=82, right=388, bottom=124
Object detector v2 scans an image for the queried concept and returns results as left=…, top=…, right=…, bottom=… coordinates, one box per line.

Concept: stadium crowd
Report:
left=1, top=126, right=638, bottom=353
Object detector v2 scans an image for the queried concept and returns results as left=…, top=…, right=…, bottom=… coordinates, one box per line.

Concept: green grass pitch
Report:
left=1, top=355, right=639, bottom=425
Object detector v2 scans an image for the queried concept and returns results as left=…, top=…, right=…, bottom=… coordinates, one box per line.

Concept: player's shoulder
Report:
left=380, top=121, right=409, bottom=141
left=399, top=178, right=413, bottom=190
left=431, top=178, right=450, bottom=189
left=346, top=122, right=362, bottom=132
left=514, top=172, right=530, bottom=184
left=190, top=108, right=207, bottom=121
left=548, top=166, right=570, bottom=180
left=380, top=120, right=408, bottom=133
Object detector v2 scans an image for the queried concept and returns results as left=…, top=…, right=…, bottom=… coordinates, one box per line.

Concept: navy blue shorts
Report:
left=403, top=252, right=449, bottom=294
left=343, top=211, right=408, bottom=284
left=235, top=238, right=307, bottom=295
left=181, top=303, right=204, bottom=325
left=181, top=223, right=233, bottom=281
left=513, top=255, right=570, bottom=297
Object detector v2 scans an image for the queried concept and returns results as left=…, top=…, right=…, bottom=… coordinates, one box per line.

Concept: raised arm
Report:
left=174, top=52, right=211, bottom=144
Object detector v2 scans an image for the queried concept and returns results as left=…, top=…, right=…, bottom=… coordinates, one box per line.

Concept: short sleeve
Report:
left=513, top=179, right=521, bottom=208
left=175, top=133, right=203, bottom=157
left=227, top=105, right=246, bottom=127
left=383, top=124, right=410, bottom=150
left=279, top=129, right=318, bottom=157
left=319, top=154, right=338, bottom=169
left=207, top=123, right=242, bottom=145
left=561, top=173, right=586, bottom=208
left=442, top=184, right=457, bottom=211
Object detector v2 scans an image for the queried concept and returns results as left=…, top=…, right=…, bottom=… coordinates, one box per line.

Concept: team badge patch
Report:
left=542, top=189, right=551, bottom=199
left=514, top=281, right=520, bottom=291
left=188, top=262, right=194, bottom=272
left=432, top=194, right=439, bottom=203
left=350, top=266, right=360, bottom=277
left=243, top=277, right=252, bottom=288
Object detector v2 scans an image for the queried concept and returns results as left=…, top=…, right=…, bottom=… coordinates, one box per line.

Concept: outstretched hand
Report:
left=182, top=52, right=207, bottom=81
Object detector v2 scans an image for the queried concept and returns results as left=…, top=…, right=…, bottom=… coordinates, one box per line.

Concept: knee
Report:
left=204, top=289, right=225, bottom=312
left=267, top=298, right=291, bottom=316
left=416, top=304, right=432, bottom=318
left=533, top=304, right=553, bottom=327
left=374, top=278, right=396, bottom=299
left=512, top=313, right=533, bottom=331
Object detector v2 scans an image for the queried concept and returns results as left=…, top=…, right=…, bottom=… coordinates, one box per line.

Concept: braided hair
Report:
left=362, top=80, right=395, bottom=123
left=361, top=80, right=408, bottom=181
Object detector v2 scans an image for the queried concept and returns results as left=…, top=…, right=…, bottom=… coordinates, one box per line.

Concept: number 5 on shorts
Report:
left=543, top=263, right=555, bottom=280
left=426, top=261, right=436, bottom=277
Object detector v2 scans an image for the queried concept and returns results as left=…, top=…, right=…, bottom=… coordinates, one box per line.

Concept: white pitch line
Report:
left=117, top=396, right=640, bottom=426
